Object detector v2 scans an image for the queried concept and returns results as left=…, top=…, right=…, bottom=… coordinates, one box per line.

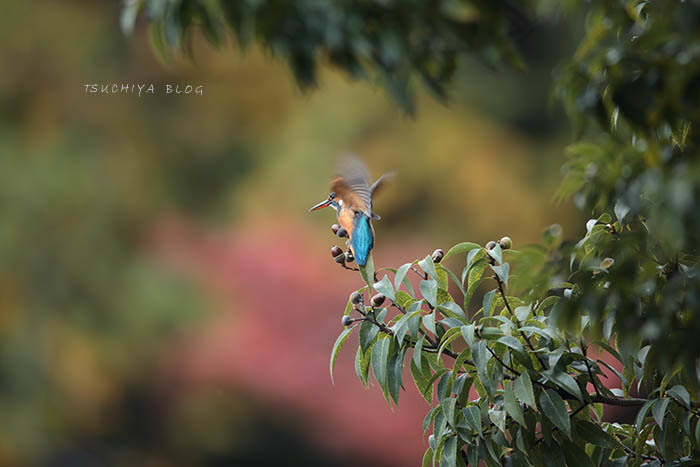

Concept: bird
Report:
left=309, top=157, right=392, bottom=267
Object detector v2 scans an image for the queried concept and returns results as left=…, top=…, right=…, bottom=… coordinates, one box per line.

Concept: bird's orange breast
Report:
left=338, top=208, right=355, bottom=240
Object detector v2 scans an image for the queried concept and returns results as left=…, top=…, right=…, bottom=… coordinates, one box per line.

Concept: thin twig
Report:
left=581, top=340, right=602, bottom=398
left=486, top=345, right=520, bottom=377
left=411, top=266, right=428, bottom=280
left=493, top=271, right=547, bottom=370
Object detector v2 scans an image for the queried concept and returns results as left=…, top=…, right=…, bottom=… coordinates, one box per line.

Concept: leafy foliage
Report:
left=125, top=0, right=700, bottom=465
left=333, top=236, right=699, bottom=466
left=122, top=0, right=533, bottom=112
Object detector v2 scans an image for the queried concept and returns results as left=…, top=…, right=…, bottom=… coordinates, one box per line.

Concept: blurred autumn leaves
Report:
left=0, top=1, right=579, bottom=465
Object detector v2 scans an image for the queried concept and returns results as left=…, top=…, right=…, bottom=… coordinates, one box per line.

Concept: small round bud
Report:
left=600, top=257, right=614, bottom=269
left=341, top=315, right=354, bottom=327
left=485, top=241, right=497, bottom=250
left=331, top=224, right=341, bottom=235
left=334, top=253, right=346, bottom=265
left=431, top=248, right=445, bottom=263
left=345, top=251, right=355, bottom=263
left=331, top=245, right=343, bottom=258
left=498, top=236, right=512, bottom=250
left=563, top=288, right=573, bottom=299
left=336, top=227, right=348, bottom=238
left=350, top=291, right=363, bottom=305
left=370, top=293, right=385, bottom=307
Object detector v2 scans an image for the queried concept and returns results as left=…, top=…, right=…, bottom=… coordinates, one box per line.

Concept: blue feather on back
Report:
left=351, top=215, right=373, bottom=266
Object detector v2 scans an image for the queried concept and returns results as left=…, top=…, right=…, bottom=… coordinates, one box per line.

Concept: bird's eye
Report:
left=329, top=193, right=336, bottom=200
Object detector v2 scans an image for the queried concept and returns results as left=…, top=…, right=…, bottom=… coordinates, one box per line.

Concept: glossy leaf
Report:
left=539, top=389, right=571, bottom=438
left=330, top=325, right=356, bottom=384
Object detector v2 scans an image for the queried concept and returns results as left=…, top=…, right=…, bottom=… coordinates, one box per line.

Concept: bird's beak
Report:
left=309, top=199, right=332, bottom=212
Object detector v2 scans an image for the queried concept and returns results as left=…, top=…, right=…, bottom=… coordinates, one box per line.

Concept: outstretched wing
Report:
left=369, top=172, right=394, bottom=198
left=333, top=156, right=373, bottom=215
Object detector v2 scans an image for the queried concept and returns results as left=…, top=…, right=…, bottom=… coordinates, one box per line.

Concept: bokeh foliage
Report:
left=127, top=0, right=700, bottom=465
left=122, top=0, right=535, bottom=112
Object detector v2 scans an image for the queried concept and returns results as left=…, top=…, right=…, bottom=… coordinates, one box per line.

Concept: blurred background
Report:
left=0, top=1, right=585, bottom=466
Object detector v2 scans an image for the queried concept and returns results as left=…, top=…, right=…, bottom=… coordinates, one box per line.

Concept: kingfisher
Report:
left=309, top=157, right=392, bottom=267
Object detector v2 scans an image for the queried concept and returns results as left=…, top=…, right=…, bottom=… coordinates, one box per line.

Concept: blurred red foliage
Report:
left=151, top=217, right=434, bottom=466
left=149, top=217, right=631, bottom=465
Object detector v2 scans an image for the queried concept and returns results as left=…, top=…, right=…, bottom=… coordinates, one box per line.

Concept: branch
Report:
left=493, top=272, right=547, bottom=370
left=486, top=345, right=520, bottom=377
left=581, top=340, right=602, bottom=398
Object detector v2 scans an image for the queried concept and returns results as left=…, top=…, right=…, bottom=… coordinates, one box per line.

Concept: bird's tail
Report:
left=351, top=216, right=374, bottom=267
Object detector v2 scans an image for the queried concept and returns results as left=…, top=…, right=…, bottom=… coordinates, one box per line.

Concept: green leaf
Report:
left=359, top=319, right=379, bottom=352
left=652, top=398, right=670, bottom=426
left=423, top=311, right=437, bottom=335
left=373, top=274, right=395, bottom=302
left=445, top=242, right=481, bottom=260
left=422, top=447, right=434, bottom=467
left=539, top=389, right=571, bottom=438
left=464, top=260, right=487, bottom=309
left=461, top=324, right=476, bottom=349
left=443, top=435, right=457, bottom=466
left=497, top=335, right=525, bottom=356
left=667, top=385, right=691, bottom=410
left=575, top=420, right=620, bottom=448
left=547, top=370, right=582, bottom=401
left=387, top=347, right=405, bottom=405
left=394, top=263, right=412, bottom=292
left=541, top=444, right=567, bottom=467
left=504, top=381, right=526, bottom=427
left=482, top=289, right=497, bottom=317
left=489, top=408, right=506, bottom=433
left=438, top=301, right=466, bottom=320
left=442, top=397, right=457, bottom=427
left=635, top=399, right=655, bottom=431
left=461, top=248, right=484, bottom=284
left=410, top=358, right=434, bottom=404
left=437, top=327, right=463, bottom=360
left=418, top=255, right=438, bottom=280
left=424, top=405, right=441, bottom=436
left=413, top=334, right=425, bottom=368
left=420, top=279, right=438, bottom=307
left=355, top=345, right=371, bottom=387
left=463, top=405, right=482, bottom=437
left=614, top=200, right=630, bottom=223
left=491, top=263, right=510, bottom=287
left=487, top=243, right=503, bottom=265
left=359, top=254, right=375, bottom=289
left=561, top=438, right=596, bottom=467
left=393, top=310, right=421, bottom=346
left=371, top=335, right=390, bottom=389
left=435, top=264, right=450, bottom=290
left=514, top=305, right=531, bottom=322
left=514, top=372, right=536, bottom=408
left=330, top=325, right=356, bottom=384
